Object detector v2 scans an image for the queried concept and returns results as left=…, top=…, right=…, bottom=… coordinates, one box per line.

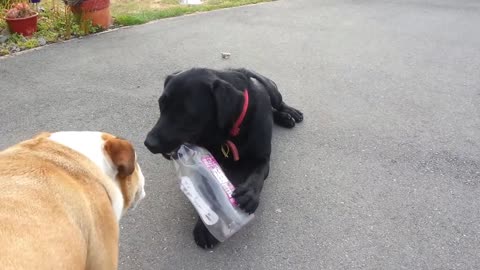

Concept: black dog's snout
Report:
left=144, top=134, right=161, bottom=154
left=144, top=130, right=182, bottom=156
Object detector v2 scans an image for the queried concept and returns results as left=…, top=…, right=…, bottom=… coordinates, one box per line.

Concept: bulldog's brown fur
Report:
left=0, top=132, right=145, bottom=270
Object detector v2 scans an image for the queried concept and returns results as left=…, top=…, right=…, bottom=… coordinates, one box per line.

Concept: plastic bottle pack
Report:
left=172, top=144, right=254, bottom=242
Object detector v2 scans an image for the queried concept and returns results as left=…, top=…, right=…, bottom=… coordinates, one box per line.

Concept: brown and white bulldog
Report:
left=0, top=131, right=146, bottom=270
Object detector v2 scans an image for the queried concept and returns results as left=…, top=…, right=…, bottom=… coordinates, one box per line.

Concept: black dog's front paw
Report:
left=273, top=111, right=296, bottom=128
left=289, top=108, right=303, bottom=123
left=232, top=185, right=259, bottom=214
left=193, top=219, right=220, bottom=249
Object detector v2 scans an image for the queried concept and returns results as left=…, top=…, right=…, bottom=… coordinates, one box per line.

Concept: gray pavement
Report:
left=1, top=0, right=480, bottom=269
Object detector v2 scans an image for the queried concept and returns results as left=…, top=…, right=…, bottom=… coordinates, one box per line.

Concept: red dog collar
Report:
left=230, top=89, right=249, bottom=137
left=222, top=89, right=249, bottom=161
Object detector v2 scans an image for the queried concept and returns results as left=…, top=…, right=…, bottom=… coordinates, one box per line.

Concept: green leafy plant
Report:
left=18, top=37, right=39, bottom=48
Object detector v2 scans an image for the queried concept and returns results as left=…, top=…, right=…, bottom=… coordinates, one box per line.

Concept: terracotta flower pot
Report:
left=71, top=0, right=111, bottom=29
left=5, top=13, right=38, bottom=37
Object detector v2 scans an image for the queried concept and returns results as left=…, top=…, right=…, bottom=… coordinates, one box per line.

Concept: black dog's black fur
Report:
left=144, top=68, right=303, bottom=249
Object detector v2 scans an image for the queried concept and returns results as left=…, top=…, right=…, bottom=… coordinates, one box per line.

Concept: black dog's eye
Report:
left=159, top=95, right=167, bottom=112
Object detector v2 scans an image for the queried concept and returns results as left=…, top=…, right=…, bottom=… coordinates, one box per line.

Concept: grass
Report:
left=112, top=0, right=272, bottom=26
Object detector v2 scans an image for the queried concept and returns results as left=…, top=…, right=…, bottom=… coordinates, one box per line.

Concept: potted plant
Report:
left=4, top=2, right=38, bottom=37
left=64, top=0, right=111, bottom=30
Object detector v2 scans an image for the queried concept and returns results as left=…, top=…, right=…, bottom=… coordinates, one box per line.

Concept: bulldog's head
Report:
left=47, top=131, right=146, bottom=220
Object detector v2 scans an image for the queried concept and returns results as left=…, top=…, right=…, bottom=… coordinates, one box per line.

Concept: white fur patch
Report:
left=136, top=163, right=146, bottom=202
left=49, top=131, right=124, bottom=221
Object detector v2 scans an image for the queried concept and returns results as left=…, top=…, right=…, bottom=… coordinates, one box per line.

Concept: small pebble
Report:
left=221, top=52, right=231, bottom=59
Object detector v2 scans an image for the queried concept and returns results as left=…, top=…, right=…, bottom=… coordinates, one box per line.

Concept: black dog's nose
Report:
left=144, top=136, right=160, bottom=154
left=144, top=131, right=182, bottom=156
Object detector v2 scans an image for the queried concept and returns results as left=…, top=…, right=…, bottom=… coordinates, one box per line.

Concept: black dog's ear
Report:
left=164, top=75, right=174, bottom=88
left=164, top=70, right=182, bottom=88
left=211, top=79, right=243, bottom=129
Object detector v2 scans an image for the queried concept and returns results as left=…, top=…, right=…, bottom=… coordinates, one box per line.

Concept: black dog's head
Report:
left=144, top=69, right=244, bottom=157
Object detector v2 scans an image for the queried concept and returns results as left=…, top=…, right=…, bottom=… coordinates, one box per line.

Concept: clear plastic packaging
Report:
left=172, top=144, right=254, bottom=242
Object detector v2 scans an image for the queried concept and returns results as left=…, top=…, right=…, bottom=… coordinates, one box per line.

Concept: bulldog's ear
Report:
left=104, top=137, right=135, bottom=178
left=210, top=79, right=243, bottom=129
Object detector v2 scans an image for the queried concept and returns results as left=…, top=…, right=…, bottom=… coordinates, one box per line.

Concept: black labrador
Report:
left=144, top=68, right=303, bottom=249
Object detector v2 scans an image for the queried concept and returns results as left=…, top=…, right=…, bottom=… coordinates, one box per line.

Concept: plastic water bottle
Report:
left=172, top=144, right=254, bottom=242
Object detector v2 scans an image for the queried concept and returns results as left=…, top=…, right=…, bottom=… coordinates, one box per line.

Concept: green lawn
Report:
left=111, top=0, right=272, bottom=26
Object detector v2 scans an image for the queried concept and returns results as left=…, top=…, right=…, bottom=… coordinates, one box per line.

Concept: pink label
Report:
left=201, top=155, right=218, bottom=169
left=201, top=155, right=237, bottom=205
